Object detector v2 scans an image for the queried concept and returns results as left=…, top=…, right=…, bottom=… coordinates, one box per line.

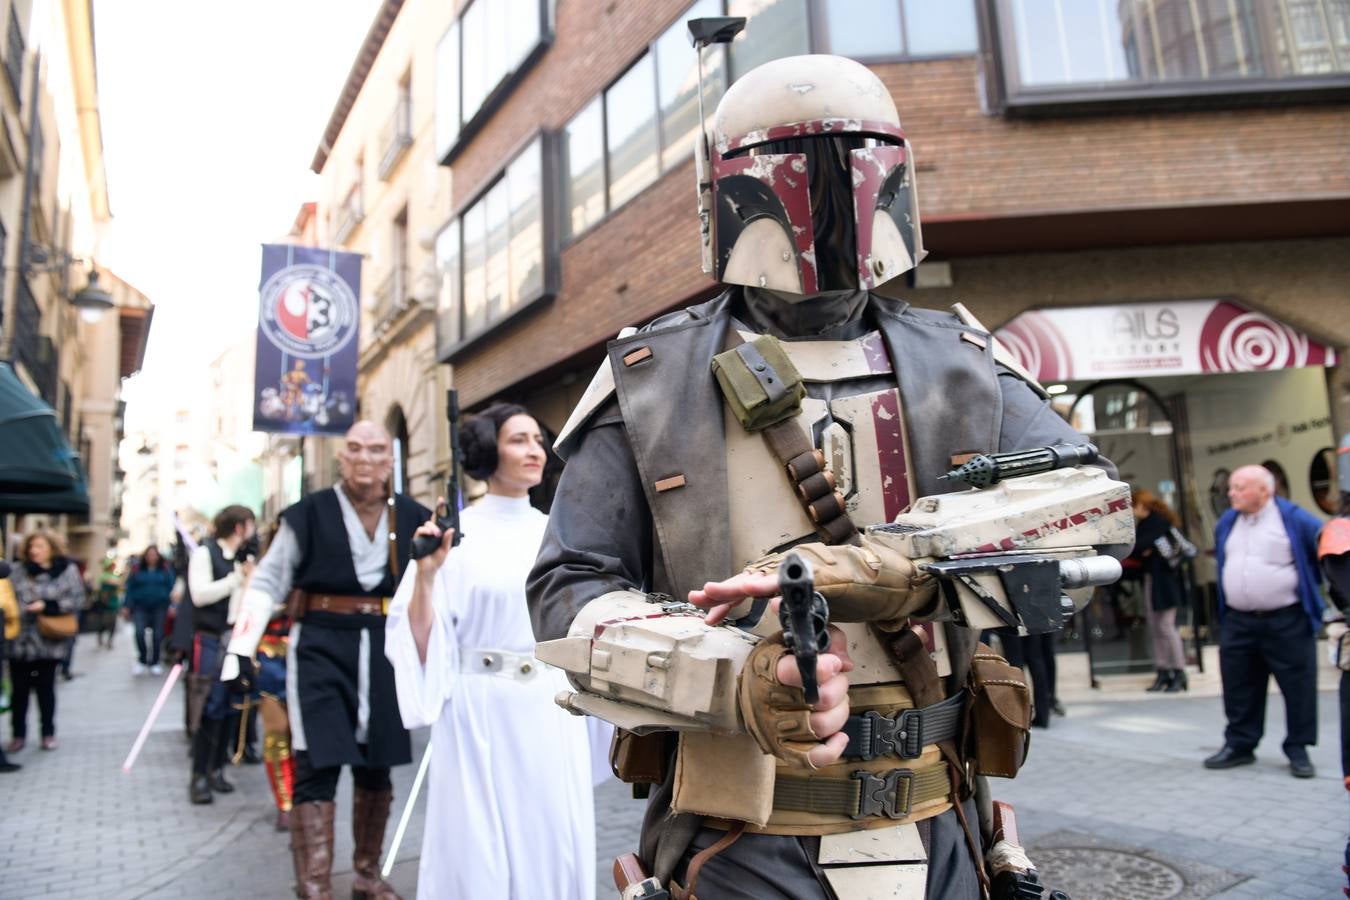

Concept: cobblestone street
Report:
left=1, top=630, right=1343, bottom=898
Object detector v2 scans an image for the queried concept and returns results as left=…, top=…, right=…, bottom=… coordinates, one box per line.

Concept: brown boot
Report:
left=289, top=800, right=335, bottom=900
left=350, top=787, right=401, bottom=900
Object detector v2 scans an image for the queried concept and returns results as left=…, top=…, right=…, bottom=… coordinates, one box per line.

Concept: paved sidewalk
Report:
left=1, top=630, right=1343, bottom=898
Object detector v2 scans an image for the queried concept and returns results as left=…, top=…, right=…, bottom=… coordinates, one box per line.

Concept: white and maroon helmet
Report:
left=696, top=54, right=925, bottom=295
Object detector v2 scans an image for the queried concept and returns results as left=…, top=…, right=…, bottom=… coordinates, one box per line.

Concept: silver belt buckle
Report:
left=475, top=651, right=503, bottom=673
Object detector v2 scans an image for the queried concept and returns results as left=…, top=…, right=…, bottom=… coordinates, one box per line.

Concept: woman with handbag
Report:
left=1130, top=488, right=1191, bottom=693
left=6, top=530, right=84, bottom=752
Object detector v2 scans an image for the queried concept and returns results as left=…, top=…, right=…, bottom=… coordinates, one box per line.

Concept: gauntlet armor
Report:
left=737, top=634, right=823, bottom=769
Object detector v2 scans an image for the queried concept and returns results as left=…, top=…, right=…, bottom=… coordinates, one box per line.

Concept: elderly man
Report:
left=1205, top=464, right=1325, bottom=778
left=224, top=421, right=430, bottom=899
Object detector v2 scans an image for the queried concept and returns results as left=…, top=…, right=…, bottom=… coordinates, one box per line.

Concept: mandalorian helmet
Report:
left=696, top=54, right=925, bottom=295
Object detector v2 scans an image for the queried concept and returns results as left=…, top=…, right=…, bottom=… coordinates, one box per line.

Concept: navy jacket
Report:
left=1214, top=496, right=1325, bottom=634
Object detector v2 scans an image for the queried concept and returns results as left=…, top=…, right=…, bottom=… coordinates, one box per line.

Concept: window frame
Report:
left=435, top=131, right=560, bottom=362
left=806, top=0, right=980, bottom=63
left=435, top=0, right=555, bottom=165
left=979, top=0, right=1350, bottom=116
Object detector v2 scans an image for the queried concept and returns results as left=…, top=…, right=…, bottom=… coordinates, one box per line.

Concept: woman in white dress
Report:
left=385, top=404, right=596, bottom=899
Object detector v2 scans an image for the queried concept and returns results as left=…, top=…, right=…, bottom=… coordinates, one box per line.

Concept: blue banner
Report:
left=252, top=244, right=362, bottom=435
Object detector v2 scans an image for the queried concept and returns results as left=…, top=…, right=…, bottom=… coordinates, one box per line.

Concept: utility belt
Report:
left=290, top=592, right=391, bottom=619
left=459, top=648, right=543, bottom=682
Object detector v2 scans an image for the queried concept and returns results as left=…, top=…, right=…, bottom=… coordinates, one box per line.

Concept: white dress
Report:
left=386, top=493, right=597, bottom=900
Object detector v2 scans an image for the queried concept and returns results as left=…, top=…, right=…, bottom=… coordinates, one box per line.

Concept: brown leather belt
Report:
left=303, top=593, right=390, bottom=616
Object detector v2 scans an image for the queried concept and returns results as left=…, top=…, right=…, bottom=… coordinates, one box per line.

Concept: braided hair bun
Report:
left=460, top=402, right=529, bottom=480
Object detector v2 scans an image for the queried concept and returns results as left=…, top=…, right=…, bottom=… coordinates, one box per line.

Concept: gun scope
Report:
left=938, top=443, right=1099, bottom=489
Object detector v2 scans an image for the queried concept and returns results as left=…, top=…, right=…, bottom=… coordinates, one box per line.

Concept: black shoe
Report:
left=0, top=761, right=19, bottom=773
left=1052, top=699, right=1067, bottom=717
left=1145, top=669, right=1169, bottom=692
left=241, top=746, right=262, bottom=765
left=1288, top=750, right=1316, bottom=779
left=190, top=774, right=213, bottom=804
left=1164, top=669, right=1188, bottom=692
left=1204, top=746, right=1256, bottom=769
left=208, top=769, right=234, bottom=793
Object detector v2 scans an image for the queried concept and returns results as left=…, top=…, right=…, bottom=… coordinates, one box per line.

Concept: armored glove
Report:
left=743, top=535, right=937, bottom=625
left=738, top=633, right=823, bottom=768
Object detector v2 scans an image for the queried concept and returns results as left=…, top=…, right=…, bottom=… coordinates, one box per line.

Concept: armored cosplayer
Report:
left=223, top=421, right=430, bottom=900
left=528, top=20, right=1131, bottom=900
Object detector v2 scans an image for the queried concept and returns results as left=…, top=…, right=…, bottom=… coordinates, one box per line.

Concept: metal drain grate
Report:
left=1034, top=847, right=1187, bottom=899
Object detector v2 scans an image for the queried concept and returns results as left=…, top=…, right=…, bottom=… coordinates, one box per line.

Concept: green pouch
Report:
left=711, top=334, right=806, bottom=432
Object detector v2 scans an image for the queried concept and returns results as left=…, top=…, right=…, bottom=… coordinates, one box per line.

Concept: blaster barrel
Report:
left=939, top=443, right=1099, bottom=489
left=1058, top=555, right=1122, bottom=589
left=778, top=552, right=830, bottom=705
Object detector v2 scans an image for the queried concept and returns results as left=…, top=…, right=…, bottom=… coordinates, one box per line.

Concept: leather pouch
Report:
left=671, top=731, right=775, bottom=825
left=965, top=643, right=1031, bottom=778
left=610, top=729, right=669, bottom=798
left=711, top=334, right=806, bottom=432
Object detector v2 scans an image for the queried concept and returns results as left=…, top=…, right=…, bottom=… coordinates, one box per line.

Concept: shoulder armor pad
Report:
left=1321, top=518, right=1350, bottom=560
left=554, top=327, right=637, bottom=458
left=950, top=302, right=1049, bottom=400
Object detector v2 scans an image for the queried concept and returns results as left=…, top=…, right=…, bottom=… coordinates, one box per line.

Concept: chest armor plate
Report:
left=725, top=331, right=948, bottom=682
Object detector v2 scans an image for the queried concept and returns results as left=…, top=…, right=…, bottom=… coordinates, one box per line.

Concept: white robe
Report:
left=386, top=493, right=598, bottom=900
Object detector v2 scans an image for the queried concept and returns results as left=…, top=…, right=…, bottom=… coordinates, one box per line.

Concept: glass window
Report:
left=507, top=138, right=544, bottom=305
left=461, top=1, right=486, bottom=116
left=1001, top=0, right=1349, bottom=96
left=903, top=0, right=977, bottom=56
left=485, top=0, right=509, bottom=100
left=728, top=0, right=809, bottom=78
left=508, top=0, right=541, bottom=70
left=822, top=0, right=902, bottom=59
left=434, top=219, right=461, bottom=352
left=656, top=0, right=726, bottom=170
left=605, top=54, right=660, bottom=211
left=461, top=200, right=487, bottom=337
left=435, top=23, right=460, bottom=157
left=563, top=97, right=605, bottom=240
left=483, top=180, right=510, bottom=327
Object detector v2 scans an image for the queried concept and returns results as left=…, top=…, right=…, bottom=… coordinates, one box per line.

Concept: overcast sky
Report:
left=94, top=1, right=380, bottom=427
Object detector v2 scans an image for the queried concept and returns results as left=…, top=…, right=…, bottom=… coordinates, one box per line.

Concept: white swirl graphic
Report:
left=1202, top=312, right=1310, bottom=372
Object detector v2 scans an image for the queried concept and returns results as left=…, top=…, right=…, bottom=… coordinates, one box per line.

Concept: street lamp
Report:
left=70, top=270, right=114, bottom=323
left=24, top=242, right=115, bottom=323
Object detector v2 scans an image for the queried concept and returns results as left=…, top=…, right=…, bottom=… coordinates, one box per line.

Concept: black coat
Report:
left=1131, top=511, right=1185, bottom=612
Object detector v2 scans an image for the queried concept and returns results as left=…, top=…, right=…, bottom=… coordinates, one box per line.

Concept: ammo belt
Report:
left=840, top=692, right=965, bottom=762
left=303, top=593, right=390, bottom=616
left=774, top=759, right=950, bottom=820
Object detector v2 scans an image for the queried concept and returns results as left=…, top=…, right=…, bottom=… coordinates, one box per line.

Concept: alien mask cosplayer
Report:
left=528, top=23, right=1128, bottom=900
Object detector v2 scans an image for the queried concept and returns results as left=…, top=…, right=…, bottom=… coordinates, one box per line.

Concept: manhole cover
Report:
left=1034, top=848, right=1187, bottom=900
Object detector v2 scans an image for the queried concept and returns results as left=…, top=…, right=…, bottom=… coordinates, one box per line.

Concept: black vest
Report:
left=282, top=487, right=429, bottom=606
left=187, top=539, right=235, bottom=636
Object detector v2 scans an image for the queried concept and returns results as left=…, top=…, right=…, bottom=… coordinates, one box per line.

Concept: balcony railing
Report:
left=333, top=183, right=364, bottom=245
left=12, top=277, right=57, bottom=405
left=372, top=265, right=408, bottom=325
left=378, top=94, right=413, bottom=180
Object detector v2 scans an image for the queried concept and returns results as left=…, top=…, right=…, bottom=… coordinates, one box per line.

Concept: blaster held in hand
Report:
left=411, top=389, right=466, bottom=560
left=777, top=551, right=831, bottom=705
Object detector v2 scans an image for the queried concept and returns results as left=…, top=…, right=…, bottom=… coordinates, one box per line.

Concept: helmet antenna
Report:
left=686, top=16, right=744, bottom=274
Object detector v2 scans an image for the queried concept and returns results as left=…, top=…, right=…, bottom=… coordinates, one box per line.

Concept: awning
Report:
left=994, top=299, right=1338, bottom=383
left=0, top=362, right=90, bottom=514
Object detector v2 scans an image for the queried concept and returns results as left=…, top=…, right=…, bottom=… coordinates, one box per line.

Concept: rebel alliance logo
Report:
left=259, top=264, right=358, bottom=359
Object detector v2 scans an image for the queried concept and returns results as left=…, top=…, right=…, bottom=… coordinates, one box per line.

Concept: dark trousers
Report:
left=10, top=659, right=58, bottom=739
left=293, top=748, right=391, bottom=804
left=1000, top=631, right=1057, bottom=727
left=132, top=606, right=168, bottom=666
left=1219, top=604, right=1317, bottom=755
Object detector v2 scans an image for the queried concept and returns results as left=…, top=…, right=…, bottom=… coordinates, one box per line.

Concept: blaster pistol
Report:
left=777, top=551, right=831, bottom=705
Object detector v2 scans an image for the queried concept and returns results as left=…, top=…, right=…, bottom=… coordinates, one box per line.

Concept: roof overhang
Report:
left=118, top=303, right=153, bottom=380
left=310, top=0, right=404, bottom=174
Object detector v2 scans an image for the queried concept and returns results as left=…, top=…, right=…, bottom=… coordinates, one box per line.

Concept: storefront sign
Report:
left=252, top=244, right=362, bottom=435
left=995, top=299, right=1337, bottom=383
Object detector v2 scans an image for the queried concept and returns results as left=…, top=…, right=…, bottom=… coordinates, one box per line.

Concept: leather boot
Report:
left=208, top=716, right=235, bottom=793
left=1165, top=668, right=1188, bottom=692
left=351, top=787, right=401, bottom=900
left=189, top=724, right=214, bottom=805
left=290, top=800, right=335, bottom=900
left=1145, top=669, right=1169, bottom=692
